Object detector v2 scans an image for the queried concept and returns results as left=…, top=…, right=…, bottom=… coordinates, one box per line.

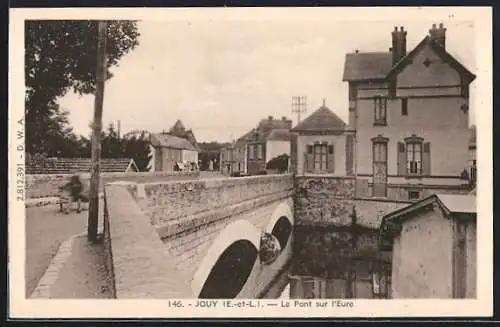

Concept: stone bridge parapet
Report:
left=103, top=183, right=194, bottom=298
left=102, top=174, right=295, bottom=299
left=133, top=174, right=294, bottom=238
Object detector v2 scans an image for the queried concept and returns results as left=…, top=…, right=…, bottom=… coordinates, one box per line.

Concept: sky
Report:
left=58, top=18, right=476, bottom=143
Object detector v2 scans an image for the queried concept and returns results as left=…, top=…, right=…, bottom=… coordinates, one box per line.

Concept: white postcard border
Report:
left=8, top=6, right=493, bottom=318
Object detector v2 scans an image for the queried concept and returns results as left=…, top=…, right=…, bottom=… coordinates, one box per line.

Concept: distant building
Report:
left=149, top=120, right=200, bottom=172
left=380, top=193, right=476, bottom=298
left=343, top=23, right=475, bottom=201
left=246, top=116, right=293, bottom=175
left=290, top=100, right=355, bottom=177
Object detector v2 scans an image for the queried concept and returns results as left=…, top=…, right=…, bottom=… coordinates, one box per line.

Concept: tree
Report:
left=25, top=20, right=140, bottom=155
left=266, top=154, right=289, bottom=173
left=122, top=132, right=150, bottom=171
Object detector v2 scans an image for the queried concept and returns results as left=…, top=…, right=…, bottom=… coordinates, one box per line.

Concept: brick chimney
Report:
left=391, top=26, right=407, bottom=65
left=429, top=23, right=447, bottom=49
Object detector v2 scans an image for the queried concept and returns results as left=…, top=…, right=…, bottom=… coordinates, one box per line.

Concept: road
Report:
left=25, top=201, right=104, bottom=297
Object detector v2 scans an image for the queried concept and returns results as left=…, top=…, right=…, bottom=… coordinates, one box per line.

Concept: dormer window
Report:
left=374, top=96, right=387, bottom=126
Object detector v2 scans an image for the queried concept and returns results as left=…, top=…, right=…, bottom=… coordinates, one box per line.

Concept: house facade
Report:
left=343, top=23, right=475, bottom=201
left=247, top=116, right=293, bottom=175
left=290, top=23, right=477, bottom=300
left=379, top=194, right=476, bottom=298
left=290, top=100, right=355, bottom=177
left=220, top=131, right=251, bottom=175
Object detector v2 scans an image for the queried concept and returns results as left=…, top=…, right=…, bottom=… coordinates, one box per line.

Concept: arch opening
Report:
left=198, top=239, right=258, bottom=299
left=271, top=216, right=293, bottom=249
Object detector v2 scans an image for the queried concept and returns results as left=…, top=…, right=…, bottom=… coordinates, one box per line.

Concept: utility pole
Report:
left=88, top=21, right=107, bottom=243
left=292, top=96, right=307, bottom=124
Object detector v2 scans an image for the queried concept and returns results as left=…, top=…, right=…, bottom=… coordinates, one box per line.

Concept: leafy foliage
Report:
left=94, top=124, right=150, bottom=171
left=266, top=154, right=289, bottom=173
left=198, top=141, right=229, bottom=171
left=25, top=20, right=140, bottom=155
left=26, top=124, right=150, bottom=172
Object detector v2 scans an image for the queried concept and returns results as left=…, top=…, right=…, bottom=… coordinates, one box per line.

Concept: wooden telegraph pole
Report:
left=88, top=21, right=108, bottom=243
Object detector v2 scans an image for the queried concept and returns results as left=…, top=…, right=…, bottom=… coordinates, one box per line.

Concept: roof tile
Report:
left=342, top=52, right=393, bottom=81
left=27, top=158, right=137, bottom=174
left=291, top=105, right=346, bottom=132
left=151, top=133, right=198, bottom=151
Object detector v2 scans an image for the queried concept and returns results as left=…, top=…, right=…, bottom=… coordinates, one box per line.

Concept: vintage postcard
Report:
left=9, top=6, right=493, bottom=319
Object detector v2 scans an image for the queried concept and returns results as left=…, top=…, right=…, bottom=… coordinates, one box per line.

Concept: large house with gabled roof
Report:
left=343, top=23, right=475, bottom=201
left=290, top=23, right=477, bottom=300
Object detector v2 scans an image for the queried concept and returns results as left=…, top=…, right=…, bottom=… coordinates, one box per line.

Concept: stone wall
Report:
left=292, top=175, right=395, bottom=298
left=103, top=183, right=194, bottom=298
left=135, top=174, right=294, bottom=229
left=294, top=176, right=356, bottom=227
left=26, top=171, right=199, bottom=199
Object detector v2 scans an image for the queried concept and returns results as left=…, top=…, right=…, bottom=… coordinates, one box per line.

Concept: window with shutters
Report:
left=248, top=145, right=254, bottom=160
left=304, top=142, right=334, bottom=174
left=399, top=135, right=430, bottom=177
left=406, top=142, right=422, bottom=175
left=374, top=96, right=387, bottom=125
left=313, top=144, right=328, bottom=171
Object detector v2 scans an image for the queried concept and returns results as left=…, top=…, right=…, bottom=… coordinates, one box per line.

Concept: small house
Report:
left=149, top=133, right=199, bottom=172
left=379, top=193, right=476, bottom=298
left=290, top=100, right=355, bottom=177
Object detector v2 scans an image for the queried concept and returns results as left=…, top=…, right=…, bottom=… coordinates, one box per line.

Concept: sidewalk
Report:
left=47, top=233, right=114, bottom=298
left=26, top=199, right=111, bottom=299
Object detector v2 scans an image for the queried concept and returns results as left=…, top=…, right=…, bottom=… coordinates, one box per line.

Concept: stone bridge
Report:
left=103, top=174, right=294, bottom=298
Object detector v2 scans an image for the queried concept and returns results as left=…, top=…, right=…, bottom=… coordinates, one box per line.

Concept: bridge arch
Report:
left=192, top=220, right=261, bottom=298
left=265, top=201, right=294, bottom=249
